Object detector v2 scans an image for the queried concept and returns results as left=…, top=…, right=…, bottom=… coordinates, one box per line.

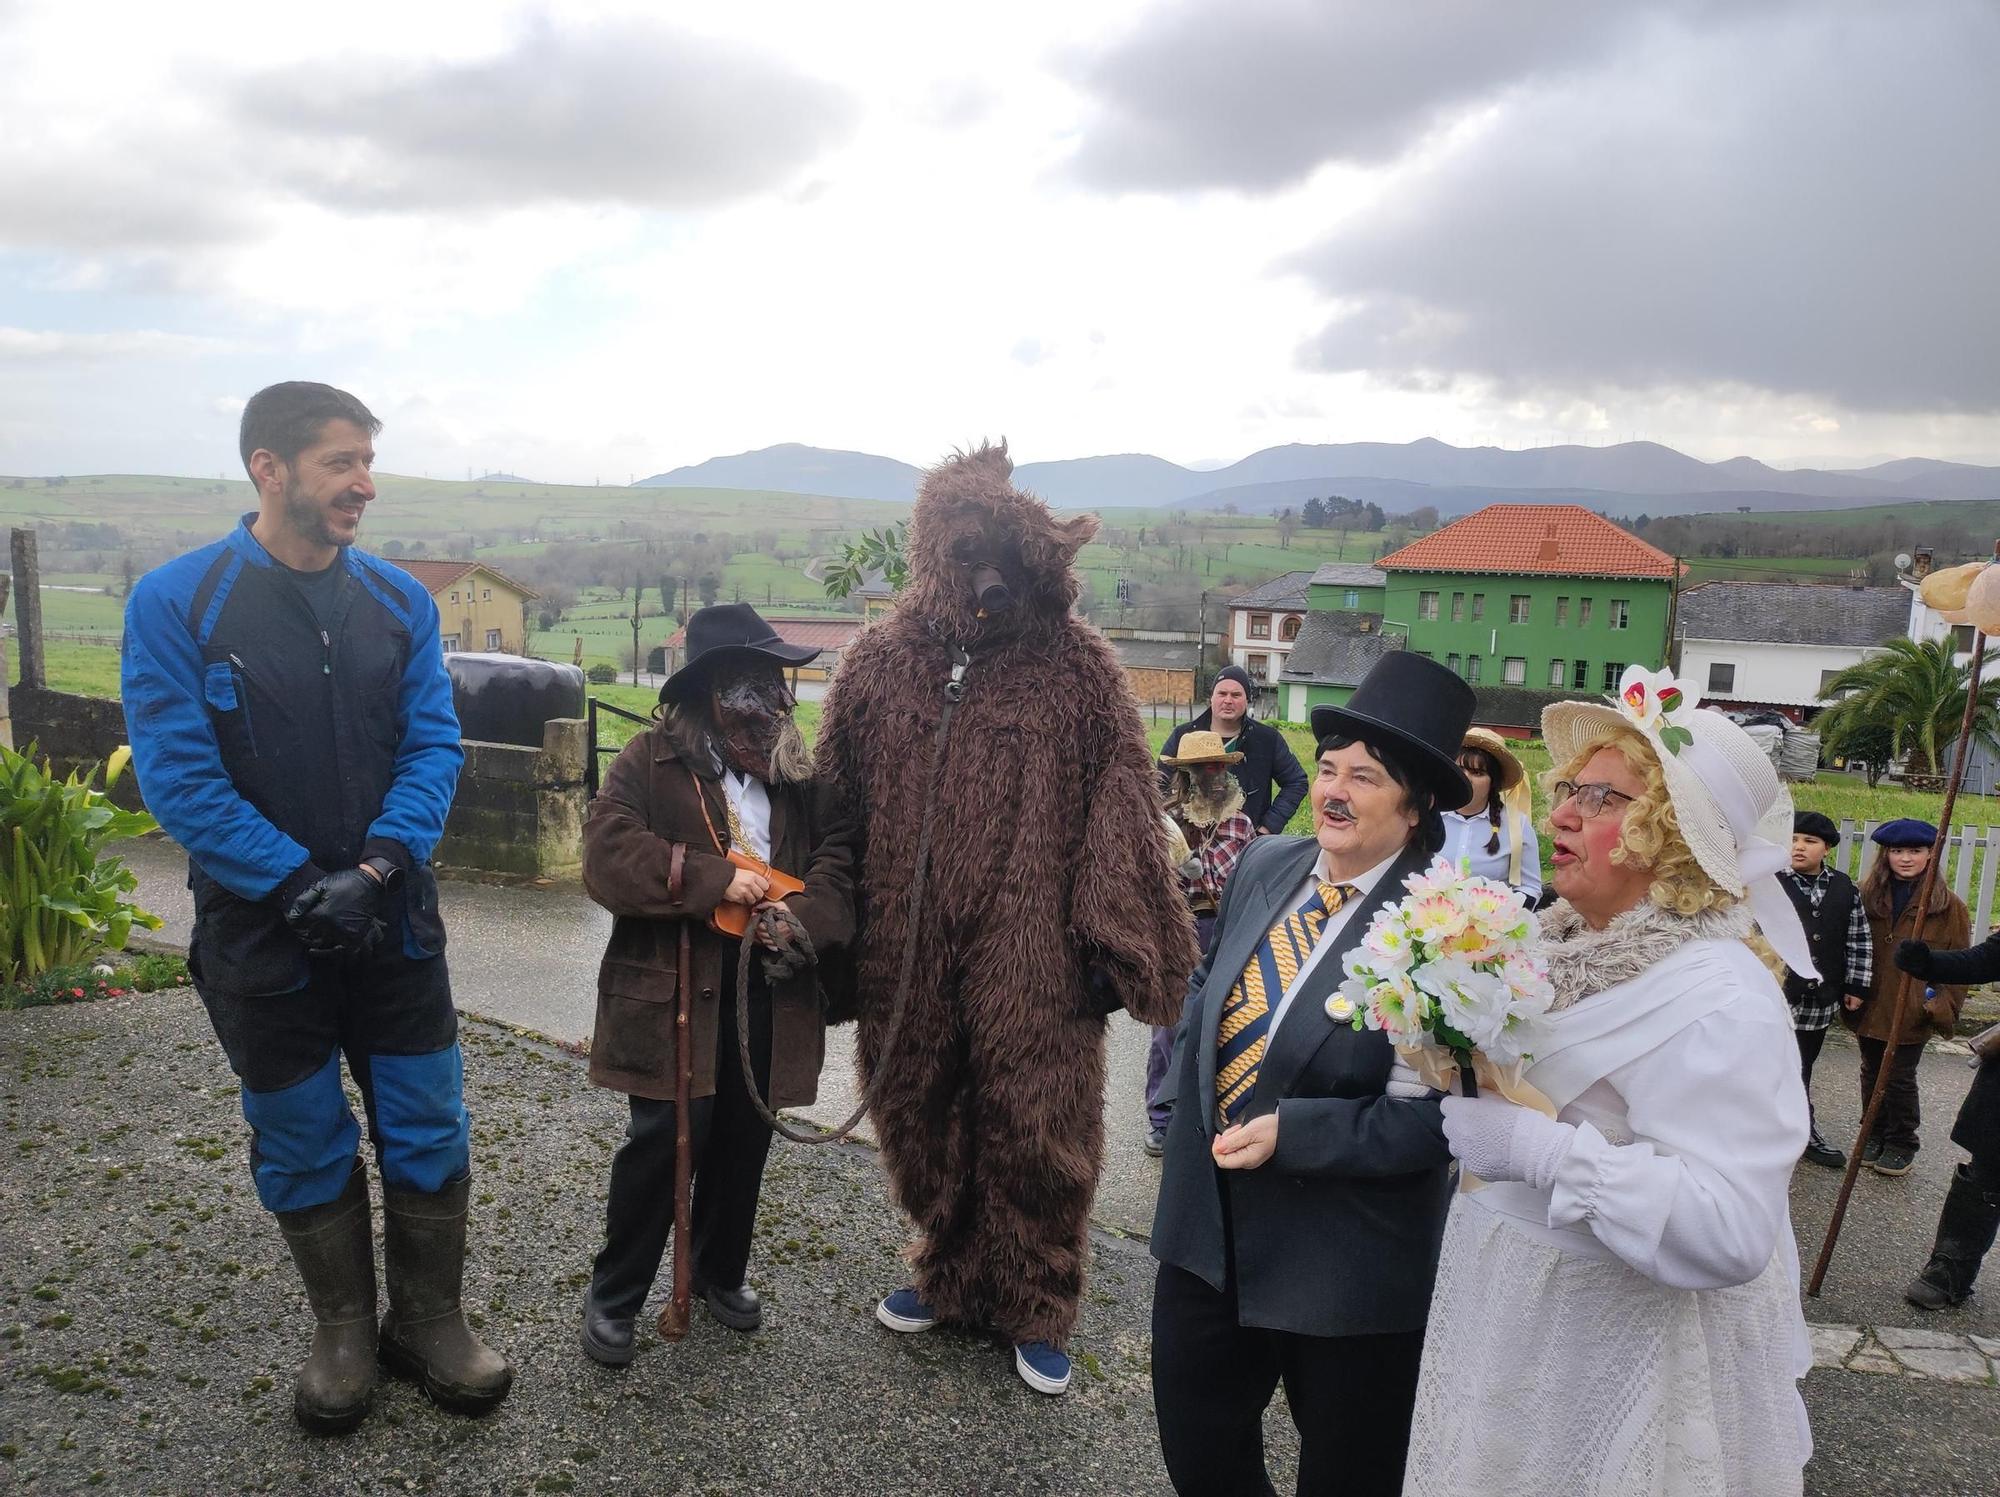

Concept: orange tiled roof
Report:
left=1377, top=504, right=1678, bottom=580
left=663, top=617, right=863, bottom=651
left=383, top=557, right=540, bottom=600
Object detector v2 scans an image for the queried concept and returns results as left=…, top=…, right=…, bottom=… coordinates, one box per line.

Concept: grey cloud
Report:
left=226, top=19, right=859, bottom=212
left=1290, top=1, right=2000, bottom=412
left=1066, top=0, right=1785, bottom=192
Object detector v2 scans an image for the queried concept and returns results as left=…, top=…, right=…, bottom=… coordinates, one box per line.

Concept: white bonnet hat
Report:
left=1541, top=666, right=1816, bottom=980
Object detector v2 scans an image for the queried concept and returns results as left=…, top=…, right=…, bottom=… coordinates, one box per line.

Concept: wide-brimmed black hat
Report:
left=659, top=603, right=821, bottom=704
left=1309, top=653, right=1477, bottom=810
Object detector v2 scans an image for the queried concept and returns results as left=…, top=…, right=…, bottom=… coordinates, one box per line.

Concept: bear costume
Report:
left=817, top=442, right=1195, bottom=1363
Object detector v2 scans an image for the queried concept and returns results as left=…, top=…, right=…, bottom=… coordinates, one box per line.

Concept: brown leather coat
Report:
left=1849, top=881, right=1969, bottom=1044
left=582, top=722, right=856, bottom=1105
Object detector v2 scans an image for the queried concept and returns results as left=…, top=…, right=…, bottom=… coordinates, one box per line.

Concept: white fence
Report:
left=1837, top=820, right=2000, bottom=932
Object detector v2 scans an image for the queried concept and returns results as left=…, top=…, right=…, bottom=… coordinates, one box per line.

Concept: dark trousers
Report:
left=1151, top=1261, right=1423, bottom=1497
left=588, top=971, right=774, bottom=1320
left=1796, top=1025, right=1829, bottom=1135
left=1858, top=1036, right=1926, bottom=1154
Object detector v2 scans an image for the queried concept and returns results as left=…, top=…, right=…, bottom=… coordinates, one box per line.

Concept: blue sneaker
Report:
left=875, top=1288, right=938, bottom=1333
left=1013, top=1340, right=1072, bottom=1395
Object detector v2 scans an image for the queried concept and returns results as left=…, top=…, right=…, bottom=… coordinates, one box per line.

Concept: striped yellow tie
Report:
left=1215, top=880, right=1358, bottom=1127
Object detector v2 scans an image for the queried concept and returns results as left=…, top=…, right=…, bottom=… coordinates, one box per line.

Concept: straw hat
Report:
left=1460, top=727, right=1526, bottom=794
left=1160, top=730, right=1244, bottom=767
left=1541, top=665, right=1816, bottom=980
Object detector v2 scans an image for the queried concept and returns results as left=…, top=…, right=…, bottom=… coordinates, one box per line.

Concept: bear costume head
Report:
left=900, top=441, right=1098, bottom=643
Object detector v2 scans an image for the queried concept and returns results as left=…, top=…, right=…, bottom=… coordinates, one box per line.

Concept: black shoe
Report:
left=1872, top=1147, right=1916, bottom=1177
left=696, top=1281, right=762, bottom=1333
left=579, top=1299, right=636, bottom=1367
left=1904, top=1266, right=1969, bottom=1310
left=1143, top=1128, right=1166, bottom=1158
left=1862, top=1137, right=1884, bottom=1166
left=1802, top=1138, right=1847, bottom=1169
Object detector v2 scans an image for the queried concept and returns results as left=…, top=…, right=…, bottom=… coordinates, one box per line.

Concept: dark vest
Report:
left=1780, top=870, right=1856, bottom=1006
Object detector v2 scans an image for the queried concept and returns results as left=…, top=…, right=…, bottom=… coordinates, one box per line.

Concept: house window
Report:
left=1548, top=659, right=1567, bottom=688
left=1953, top=624, right=1976, bottom=653
left=1610, top=598, right=1630, bottom=630
left=1446, top=652, right=1460, bottom=674
left=1450, top=592, right=1465, bottom=623
left=1471, top=593, right=1486, bottom=621
left=1280, top=615, right=1302, bottom=642
left=1417, top=651, right=1434, bottom=660
left=1602, top=661, right=1626, bottom=692
left=449, top=591, right=459, bottom=605
left=1419, top=591, right=1439, bottom=621
left=1556, top=596, right=1569, bottom=627
left=1343, top=589, right=1359, bottom=608
left=1819, top=668, right=1844, bottom=694
left=1572, top=660, right=1589, bottom=689
left=485, top=628, right=502, bottom=650
left=1578, top=598, right=1593, bottom=627
left=1502, top=657, right=1525, bottom=685
left=1509, top=595, right=1530, bottom=625
left=482, top=588, right=493, bottom=601
left=1249, top=613, right=1271, bottom=639
left=1247, top=653, right=1270, bottom=681
left=441, top=635, right=460, bottom=653
left=1708, top=662, right=1736, bottom=694
left=1465, top=655, right=1483, bottom=683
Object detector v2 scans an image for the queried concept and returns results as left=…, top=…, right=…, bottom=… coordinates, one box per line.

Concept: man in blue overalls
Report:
left=122, top=381, right=512, bottom=1433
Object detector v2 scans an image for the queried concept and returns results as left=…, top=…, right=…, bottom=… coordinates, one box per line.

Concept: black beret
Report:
left=1793, top=811, right=1840, bottom=846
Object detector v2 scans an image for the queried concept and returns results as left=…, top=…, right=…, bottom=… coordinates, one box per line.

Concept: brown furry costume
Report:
left=816, top=443, right=1195, bottom=1348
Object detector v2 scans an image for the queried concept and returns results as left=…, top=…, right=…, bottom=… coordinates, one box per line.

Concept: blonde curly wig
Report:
left=1546, top=723, right=1783, bottom=972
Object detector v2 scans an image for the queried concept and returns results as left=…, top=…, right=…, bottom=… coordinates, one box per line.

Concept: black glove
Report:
left=1894, top=938, right=1935, bottom=981
left=285, top=868, right=387, bottom=958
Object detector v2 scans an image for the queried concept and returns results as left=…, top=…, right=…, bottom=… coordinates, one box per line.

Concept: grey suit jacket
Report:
left=1149, top=834, right=1452, bottom=1337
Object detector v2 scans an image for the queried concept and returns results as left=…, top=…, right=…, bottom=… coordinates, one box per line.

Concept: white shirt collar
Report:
left=1313, top=846, right=1405, bottom=897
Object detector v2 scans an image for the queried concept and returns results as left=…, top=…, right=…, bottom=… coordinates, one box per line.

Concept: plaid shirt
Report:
left=1783, top=865, right=1874, bottom=1030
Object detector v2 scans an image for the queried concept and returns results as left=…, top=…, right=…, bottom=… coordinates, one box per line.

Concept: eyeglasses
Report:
left=1551, top=780, right=1636, bottom=819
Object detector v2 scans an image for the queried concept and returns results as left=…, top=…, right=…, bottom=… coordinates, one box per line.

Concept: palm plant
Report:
left=1815, top=636, right=2000, bottom=787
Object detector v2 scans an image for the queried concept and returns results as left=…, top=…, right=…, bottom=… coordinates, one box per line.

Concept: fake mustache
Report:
left=1321, top=800, right=1358, bottom=825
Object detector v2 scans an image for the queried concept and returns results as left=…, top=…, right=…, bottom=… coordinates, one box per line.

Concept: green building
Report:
left=1280, top=504, right=1679, bottom=728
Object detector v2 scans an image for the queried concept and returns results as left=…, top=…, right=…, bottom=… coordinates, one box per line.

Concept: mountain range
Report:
left=637, top=439, right=2000, bottom=518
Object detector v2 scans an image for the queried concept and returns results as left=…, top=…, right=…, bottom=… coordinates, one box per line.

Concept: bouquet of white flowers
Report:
left=1329, top=858, right=1554, bottom=1097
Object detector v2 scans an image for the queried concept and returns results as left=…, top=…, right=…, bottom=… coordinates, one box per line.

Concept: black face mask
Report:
left=712, top=671, right=795, bottom=776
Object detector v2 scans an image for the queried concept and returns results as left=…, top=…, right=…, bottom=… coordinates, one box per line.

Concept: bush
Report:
left=3, top=950, right=189, bottom=1012
left=585, top=663, right=619, bottom=685
left=1, top=742, right=162, bottom=985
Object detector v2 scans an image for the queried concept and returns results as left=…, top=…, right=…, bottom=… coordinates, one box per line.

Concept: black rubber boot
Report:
left=275, top=1159, right=377, bottom=1435
left=1904, top=1164, right=2000, bottom=1310
left=378, top=1177, right=515, bottom=1415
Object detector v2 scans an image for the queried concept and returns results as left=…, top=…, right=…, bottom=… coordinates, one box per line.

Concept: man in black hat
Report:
left=1159, top=665, right=1309, bottom=835
left=1148, top=652, right=1473, bottom=1496
left=576, top=603, right=854, bottom=1363
left=1780, top=809, right=1872, bottom=1169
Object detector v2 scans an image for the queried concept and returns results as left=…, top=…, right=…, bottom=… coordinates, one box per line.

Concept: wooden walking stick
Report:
left=1808, top=620, right=1989, bottom=1295
left=657, top=851, right=695, bottom=1340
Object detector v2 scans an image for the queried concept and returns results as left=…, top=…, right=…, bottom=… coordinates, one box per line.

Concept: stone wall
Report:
left=9, top=686, right=143, bottom=808
left=434, top=717, right=590, bottom=880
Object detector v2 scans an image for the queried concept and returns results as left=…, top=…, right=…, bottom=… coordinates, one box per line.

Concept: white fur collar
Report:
left=1538, top=899, right=1753, bottom=1012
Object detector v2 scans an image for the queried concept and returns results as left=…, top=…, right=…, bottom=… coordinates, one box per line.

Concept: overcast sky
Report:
left=4, top=0, right=1995, bottom=481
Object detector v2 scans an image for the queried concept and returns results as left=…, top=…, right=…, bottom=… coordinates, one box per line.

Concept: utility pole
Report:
left=631, top=573, right=644, bottom=688
left=1196, top=589, right=1208, bottom=695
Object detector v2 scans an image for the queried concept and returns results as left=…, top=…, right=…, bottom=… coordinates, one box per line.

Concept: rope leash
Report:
left=730, top=642, right=970, bottom=1145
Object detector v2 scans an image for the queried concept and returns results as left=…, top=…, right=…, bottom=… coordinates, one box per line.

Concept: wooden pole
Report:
left=11, top=529, right=45, bottom=690
left=1809, top=550, right=1995, bottom=1294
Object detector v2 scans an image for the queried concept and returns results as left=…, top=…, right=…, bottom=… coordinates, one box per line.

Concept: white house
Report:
left=1672, top=581, right=1910, bottom=721
left=1224, top=570, right=1312, bottom=701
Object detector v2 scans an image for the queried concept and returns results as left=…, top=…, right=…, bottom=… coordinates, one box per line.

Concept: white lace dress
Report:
left=1403, top=937, right=1813, bottom=1497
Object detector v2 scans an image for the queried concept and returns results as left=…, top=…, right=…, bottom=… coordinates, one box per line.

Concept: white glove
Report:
left=1440, top=1094, right=1577, bottom=1189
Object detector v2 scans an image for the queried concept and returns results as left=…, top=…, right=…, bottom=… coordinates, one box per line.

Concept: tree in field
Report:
left=1301, top=496, right=1329, bottom=528
left=821, top=522, right=908, bottom=599
left=1816, top=636, right=2000, bottom=789
left=698, top=572, right=722, bottom=606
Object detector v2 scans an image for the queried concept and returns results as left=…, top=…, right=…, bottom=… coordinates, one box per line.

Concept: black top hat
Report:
left=1309, top=653, right=1477, bottom=810
left=659, top=603, right=822, bottom=704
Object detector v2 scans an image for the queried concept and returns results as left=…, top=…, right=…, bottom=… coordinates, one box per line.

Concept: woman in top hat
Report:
left=1438, top=728, right=1542, bottom=900
left=1404, top=668, right=1817, bottom=1496
left=1841, top=818, right=1969, bottom=1177
left=1149, top=651, right=1475, bottom=1496
left=576, top=604, right=856, bottom=1364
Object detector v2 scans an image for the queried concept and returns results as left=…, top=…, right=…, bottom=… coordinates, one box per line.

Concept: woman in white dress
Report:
left=1437, top=729, right=1542, bottom=901
left=1403, top=670, right=1815, bottom=1497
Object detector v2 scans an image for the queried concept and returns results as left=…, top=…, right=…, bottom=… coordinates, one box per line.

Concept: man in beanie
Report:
left=1159, top=666, right=1308, bottom=835
left=1779, top=810, right=1873, bottom=1168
